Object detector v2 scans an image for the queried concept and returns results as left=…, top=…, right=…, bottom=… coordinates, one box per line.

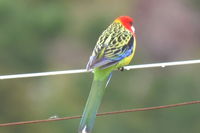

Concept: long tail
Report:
left=79, top=68, right=112, bottom=133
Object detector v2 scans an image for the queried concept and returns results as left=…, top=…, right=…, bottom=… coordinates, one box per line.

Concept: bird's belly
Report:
left=116, top=52, right=135, bottom=68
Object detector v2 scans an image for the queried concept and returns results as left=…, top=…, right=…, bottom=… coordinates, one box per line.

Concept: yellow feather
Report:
left=116, top=36, right=136, bottom=68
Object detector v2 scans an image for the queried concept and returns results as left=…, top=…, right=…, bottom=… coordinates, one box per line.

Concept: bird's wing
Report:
left=87, top=30, right=134, bottom=70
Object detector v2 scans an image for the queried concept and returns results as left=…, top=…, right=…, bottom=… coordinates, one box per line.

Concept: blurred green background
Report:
left=0, top=0, right=200, bottom=133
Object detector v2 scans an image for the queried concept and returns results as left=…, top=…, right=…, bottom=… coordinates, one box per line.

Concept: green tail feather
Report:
left=79, top=68, right=113, bottom=133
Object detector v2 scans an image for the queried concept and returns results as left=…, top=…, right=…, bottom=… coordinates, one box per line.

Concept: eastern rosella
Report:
left=79, top=16, right=136, bottom=133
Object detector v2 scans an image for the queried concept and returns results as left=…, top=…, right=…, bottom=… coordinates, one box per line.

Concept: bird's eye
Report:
left=129, top=22, right=133, bottom=25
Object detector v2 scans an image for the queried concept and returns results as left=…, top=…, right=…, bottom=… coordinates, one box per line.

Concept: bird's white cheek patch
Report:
left=131, top=26, right=135, bottom=32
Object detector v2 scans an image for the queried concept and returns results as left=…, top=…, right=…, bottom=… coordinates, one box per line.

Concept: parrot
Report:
left=79, top=16, right=136, bottom=133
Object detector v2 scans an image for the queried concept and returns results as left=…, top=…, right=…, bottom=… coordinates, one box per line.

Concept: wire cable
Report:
left=0, top=100, right=199, bottom=127
left=1, top=59, right=200, bottom=80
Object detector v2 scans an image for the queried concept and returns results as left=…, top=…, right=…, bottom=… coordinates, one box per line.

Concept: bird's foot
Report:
left=118, top=67, right=124, bottom=71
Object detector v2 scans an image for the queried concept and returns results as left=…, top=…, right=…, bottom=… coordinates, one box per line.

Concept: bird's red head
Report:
left=115, top=16, right=135, bottom=33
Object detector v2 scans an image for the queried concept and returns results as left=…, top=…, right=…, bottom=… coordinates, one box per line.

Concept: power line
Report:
left=0, top=100, right=199, bottom=127
left=1, top=59, right=200, bottom=80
